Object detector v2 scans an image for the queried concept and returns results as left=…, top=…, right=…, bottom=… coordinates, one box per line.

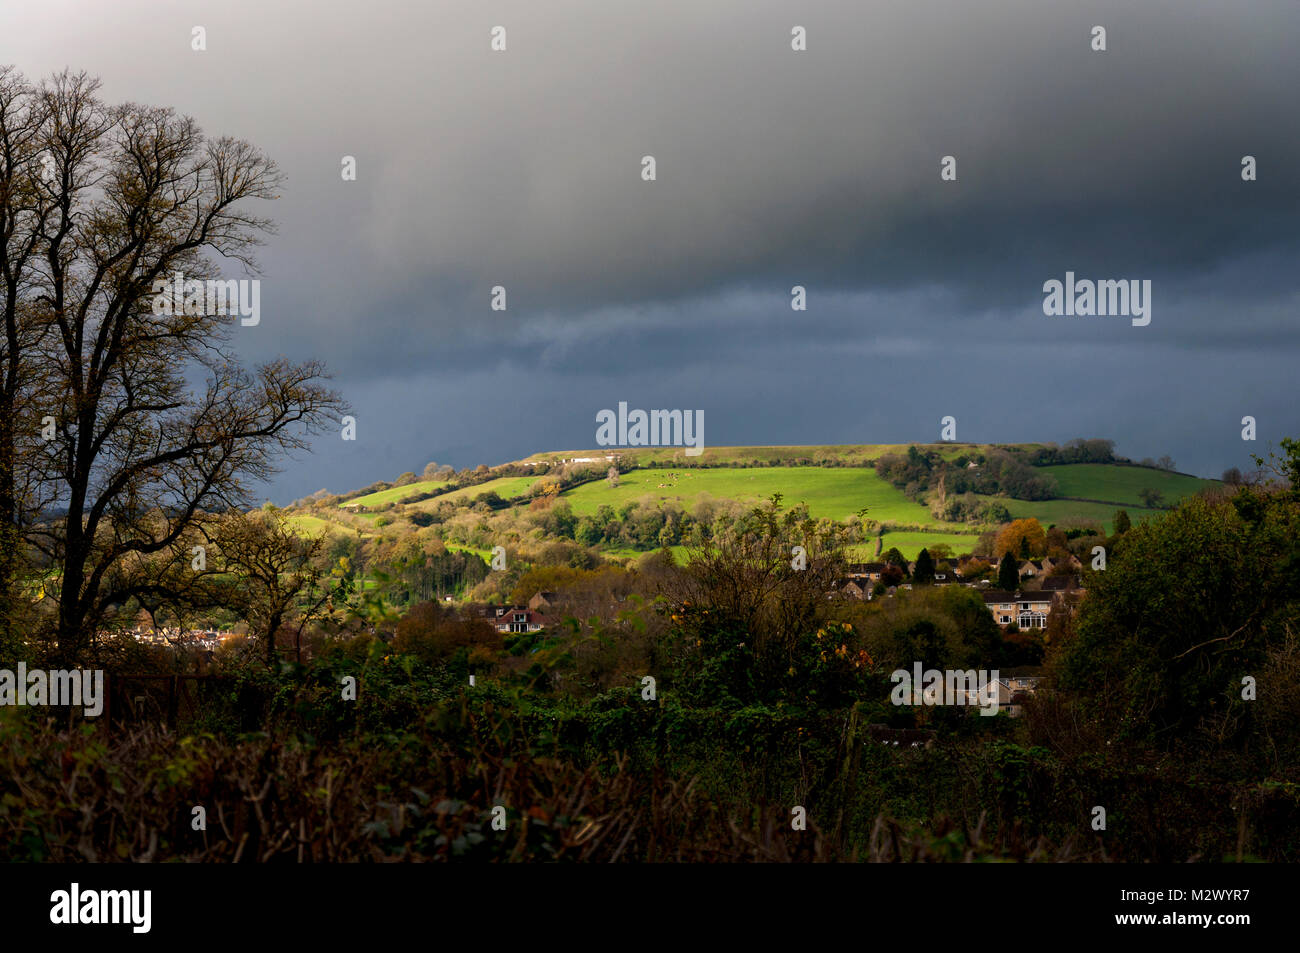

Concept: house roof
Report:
left=1001, top=665, right=1046, bottom=678
left=496, top=608, right=552, bottom=626
left=1017, top=592, right=1053, bottom=604
left=982, top=589, right=1052, bottom=604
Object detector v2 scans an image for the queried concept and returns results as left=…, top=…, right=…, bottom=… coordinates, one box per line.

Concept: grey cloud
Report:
left=4, top=0, right=1297, bottom=497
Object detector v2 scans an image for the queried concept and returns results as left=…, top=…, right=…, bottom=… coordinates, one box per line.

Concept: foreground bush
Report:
left=3, top=692, right=1295, bottom=862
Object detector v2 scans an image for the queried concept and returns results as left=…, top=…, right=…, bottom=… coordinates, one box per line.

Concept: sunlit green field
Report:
left=1040, top=464, right=1217, bottom=506
left=846, top=532, right=982, bottom=561
left=341, top=478, right=450, bottom=508
left=602, top=544, right=690, bottom=563
left=445, top=542, right=494, bottom=561
left=521, top=442, right=1047, bottom=468
left=975, top=496, right=1161, bottom=533
left=292, top=451, right=1216, bottom=563
left=560, top=467, right=952, bottom=526
left=287, top=513, right=358, bottom=537
left=407, top=476, right=540, bottom=509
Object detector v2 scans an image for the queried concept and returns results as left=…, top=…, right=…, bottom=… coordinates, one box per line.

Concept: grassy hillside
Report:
left=1040, top=464, right=1217, bottom=506
left=845, top=532, right=982, bottom=561
left=445, top=542, right=494, bottom=561
left=411, top=476, right=539, bottom=508
left=287, top=513, right=359, bottom=537
left=289, top=444, right=1220, bottom=569
left=341, top=476, right=541, bottom=513
left=522, top=442, right=1049, bottom=468
left=342, top=478, right=450, bottom=509
left=978, top=497, right=1160, bottom=534
left=560, top=466, right=949, bottom=525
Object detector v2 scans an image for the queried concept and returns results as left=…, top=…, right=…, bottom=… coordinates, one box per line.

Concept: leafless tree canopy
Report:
left=0, top=67, right=346, bottom=660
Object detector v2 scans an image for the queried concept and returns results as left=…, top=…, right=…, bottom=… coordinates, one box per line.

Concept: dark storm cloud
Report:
left=5, top=0, right=1298, bottom=497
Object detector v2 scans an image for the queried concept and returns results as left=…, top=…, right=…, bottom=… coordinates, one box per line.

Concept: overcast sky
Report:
left=5, top=0, right=1299, bottom=501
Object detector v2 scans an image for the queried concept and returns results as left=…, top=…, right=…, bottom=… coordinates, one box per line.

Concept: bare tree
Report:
left=0, top=66, right=62, bottom=644
left=0, top=69, right=346, bottom=661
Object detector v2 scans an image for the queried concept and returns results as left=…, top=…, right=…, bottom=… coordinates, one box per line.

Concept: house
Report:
left=989, top=673, right=1043, bottom=716
left=847, top=562, right=886, bottom=581
left=1001, top=673, right=1042, bottom=694
left=492, top=607, right=551, bottom=634
left=987, top=676, right=1040, bottom=712
left=955, top=672, right=1042, bottom=714
left=982, top=589, right=1053, bottom=629
left=1019, top=559, right=1045, bottom=578
left=557, top=455, right=617, bottom=464
left=1041, top=554, right=1083, bottom=574
left=528, top=590, right=558, bottom=611
left=983, top=590, right=1017, bottom=626
left=835, top=578, right=871, bottom=600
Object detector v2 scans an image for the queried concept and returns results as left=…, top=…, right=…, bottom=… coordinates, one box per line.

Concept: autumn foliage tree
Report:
left=994, top=518, right=1046, bottom=559
left=393, top=600, right=497, bottom=667
left=209, top=507, right=337, bottom=666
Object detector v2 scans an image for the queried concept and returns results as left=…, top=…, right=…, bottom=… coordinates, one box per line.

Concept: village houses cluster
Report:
left=830, top=552, right=1086, bottom=715
left=831, top=554, right=1085, bottom=631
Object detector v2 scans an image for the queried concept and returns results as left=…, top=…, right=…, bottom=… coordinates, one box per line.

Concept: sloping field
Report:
left=846, top=532, right=982, bottom=562
left=559, top=466, right=953, bottom=525
left=294, top=449, right=1216, bottom=556
left=287, top=513, right=355, bottom=537
left=522, top=442, right=1048, bottom=468
left=407, top=476, right=540, bottom=509
left=977, top=496, right=1161, bottom=533
left=341, top=478, right=450, bottom=508
left=1040, top=464, right=1217, bottom=507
